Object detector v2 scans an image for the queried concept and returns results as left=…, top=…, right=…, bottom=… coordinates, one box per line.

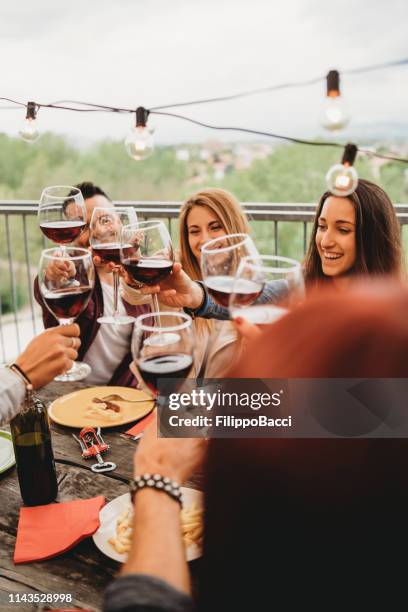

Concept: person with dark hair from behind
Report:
left=103, top=281, right=408, bottom=611
left=34, top=182, right=148, bottom=387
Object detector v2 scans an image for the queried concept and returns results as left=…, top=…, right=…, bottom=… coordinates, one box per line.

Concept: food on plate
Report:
left=108, top=505, right=133, bottom=554
left=92, top=397, right=121, bottom=412
left=180, top=502, right=204, bottom=548
left=108, top=498, right=204, bottom=555
left=85, top=399, right=121, bottom=421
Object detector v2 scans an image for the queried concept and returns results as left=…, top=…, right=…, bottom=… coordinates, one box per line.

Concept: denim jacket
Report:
left=188, top=279, right=289, bottom=320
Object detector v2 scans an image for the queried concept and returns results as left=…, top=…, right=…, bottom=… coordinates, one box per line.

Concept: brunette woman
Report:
left=304, top=178, right=403, bottom=289
left=235, top=178, right=404, bottom=338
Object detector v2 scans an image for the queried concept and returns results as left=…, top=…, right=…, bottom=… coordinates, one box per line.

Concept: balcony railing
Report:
left=1, top=200, right=408, bottom=362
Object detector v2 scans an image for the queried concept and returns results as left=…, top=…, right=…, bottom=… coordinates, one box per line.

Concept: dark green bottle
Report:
left=10, top=395, right=58, bottom=506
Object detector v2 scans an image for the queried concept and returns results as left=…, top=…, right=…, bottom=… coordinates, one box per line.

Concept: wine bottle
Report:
left=10, top=394, right=58, bottom=506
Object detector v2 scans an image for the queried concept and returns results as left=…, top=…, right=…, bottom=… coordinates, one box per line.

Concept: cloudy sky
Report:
left=1, top=0, right=407, bottom=144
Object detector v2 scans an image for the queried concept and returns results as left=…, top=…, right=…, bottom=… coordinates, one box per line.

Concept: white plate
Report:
left=0, top=430, right=15, bottom=474
left=93, top=487, right=204, bottom=563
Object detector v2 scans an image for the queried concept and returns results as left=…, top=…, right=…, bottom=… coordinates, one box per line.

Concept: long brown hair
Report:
left=179, top=188, right=250, bottom=281
left=201, top=282, right=408, bottom=609
left=304, top=179, right=403, bottom=287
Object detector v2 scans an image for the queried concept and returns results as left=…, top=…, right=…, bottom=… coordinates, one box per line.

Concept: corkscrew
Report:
left=72, top=427, right=116, bottom=473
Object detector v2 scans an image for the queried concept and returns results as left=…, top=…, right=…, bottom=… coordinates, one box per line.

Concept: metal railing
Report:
left=1, top=200, right=408, bottom=362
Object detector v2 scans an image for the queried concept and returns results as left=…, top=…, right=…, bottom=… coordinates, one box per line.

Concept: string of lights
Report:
left=1, top=97, right=407, bottom=164
left=2, top=55, right=405, bottom=113
left=1, top=56, right=407, bottom=197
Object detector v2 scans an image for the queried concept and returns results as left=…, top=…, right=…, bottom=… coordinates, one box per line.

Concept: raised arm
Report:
left=1, top=325, right=80, bottom=425
left=121, top=262, right=230, bottom=320
left=104, top=418, right=205, bottom=612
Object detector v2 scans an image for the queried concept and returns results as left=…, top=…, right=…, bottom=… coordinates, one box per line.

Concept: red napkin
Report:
left=125, top=409, right=155, bottom=437
left=14, top=496, right=105, bottom=564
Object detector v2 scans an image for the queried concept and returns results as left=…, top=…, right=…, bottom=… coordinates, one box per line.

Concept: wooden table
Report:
left=0, top=381, right=203, bottom=611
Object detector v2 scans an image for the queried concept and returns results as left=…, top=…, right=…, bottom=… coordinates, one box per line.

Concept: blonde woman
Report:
left=122, top=189, right=250, bottom=378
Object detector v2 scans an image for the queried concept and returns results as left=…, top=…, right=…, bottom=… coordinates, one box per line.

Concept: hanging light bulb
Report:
left=320, top=70, right=350, bottom=132
left=19, top=102, right=40, bottom=142
left=326, top=144, right=358, bottom=196
left=125, top=107, right=154, bottom=160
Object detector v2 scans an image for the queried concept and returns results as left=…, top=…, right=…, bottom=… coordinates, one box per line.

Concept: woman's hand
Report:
left=134, top=414, right=207, bottom=484
left=45, top=255, right=76, bottom=283
left=233, top=316, right=262, bottom=341
left=123, top=263, right=205, bottom=310
left=15, top=324, right=81, bottom=389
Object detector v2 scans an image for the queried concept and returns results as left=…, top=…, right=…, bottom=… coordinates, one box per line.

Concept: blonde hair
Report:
left=179, top=188, right=250, bottom=281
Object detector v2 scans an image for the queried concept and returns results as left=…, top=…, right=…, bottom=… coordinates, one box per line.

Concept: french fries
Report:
left=180, top=502, right=204, bottom=548
left=108, top=505, right=133, bottom=554
left=108, top=499, right=203, bottom=555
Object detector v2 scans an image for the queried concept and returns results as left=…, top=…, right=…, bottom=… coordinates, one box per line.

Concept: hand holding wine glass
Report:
left=89, top=206, right=137, bottom=325
left=200, top=233, right=259, bottom=307
left=15, top=324, right=81, bottom=388
left=44, top=254, right=76, bottom=284
left=120, top=220, right=175, bottom=314
left=39, top=247, right=95, bottom=381
left=38, top=186, right=87, bottom=245
left=229, top=255, right=305, bottom=326
left=133, top=312, right=194, bottom=398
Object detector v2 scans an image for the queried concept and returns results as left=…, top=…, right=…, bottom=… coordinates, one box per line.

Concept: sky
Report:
left=1, top=0, right=407, bottom=145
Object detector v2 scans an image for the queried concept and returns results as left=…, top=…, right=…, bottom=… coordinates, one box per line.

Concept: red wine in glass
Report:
left=92, top=243, right=133, bottom=266
left=90, top=206, right=138, bottom=325
left=40, top=221, right=86, bottom=244
left=123, top=257, right=174, bottom=286
left=39, top=245, right=95, bottom=381
left=206, top=276, right=263, bottom=308
left=43, top=286, right=93, bottom=320
left=138, top=353, right=193, bottom=394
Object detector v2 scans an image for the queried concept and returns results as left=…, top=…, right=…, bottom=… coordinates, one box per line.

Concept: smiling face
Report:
left=187, top=205, right=227, bottom=262
left=316, top=196, right=357, bottom=278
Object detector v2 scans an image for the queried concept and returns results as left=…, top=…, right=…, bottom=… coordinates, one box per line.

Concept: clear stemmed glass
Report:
left=120, top=220, right=175, bottom=315
left=89, top=206, right=138, bottom=325
left=229, top=255, right=305, bottom=325
left=200, top=233, right=259, bottom=307
left=38, top=186, right=87, bottom=246
left=133, top=312, right=194, bottom=398
left=38, top=247, right=95, bottom=381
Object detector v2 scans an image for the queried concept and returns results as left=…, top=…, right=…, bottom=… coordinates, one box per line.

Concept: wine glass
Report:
left=133, top=312, right=194, bottom=398
left=89, top=206, right=138, bottom=325
left=38, top=247, right=95, bottom=381
left=229, top=255, right=305, bottom=325
left=38, top=186, right=87, bottom=246
left=120, top=220, right=175, bottom=315
left=200, top=233, right=259, bottom=307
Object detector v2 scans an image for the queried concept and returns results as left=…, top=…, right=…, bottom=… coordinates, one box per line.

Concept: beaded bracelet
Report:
left=130, top=473, right=183, bottom=506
